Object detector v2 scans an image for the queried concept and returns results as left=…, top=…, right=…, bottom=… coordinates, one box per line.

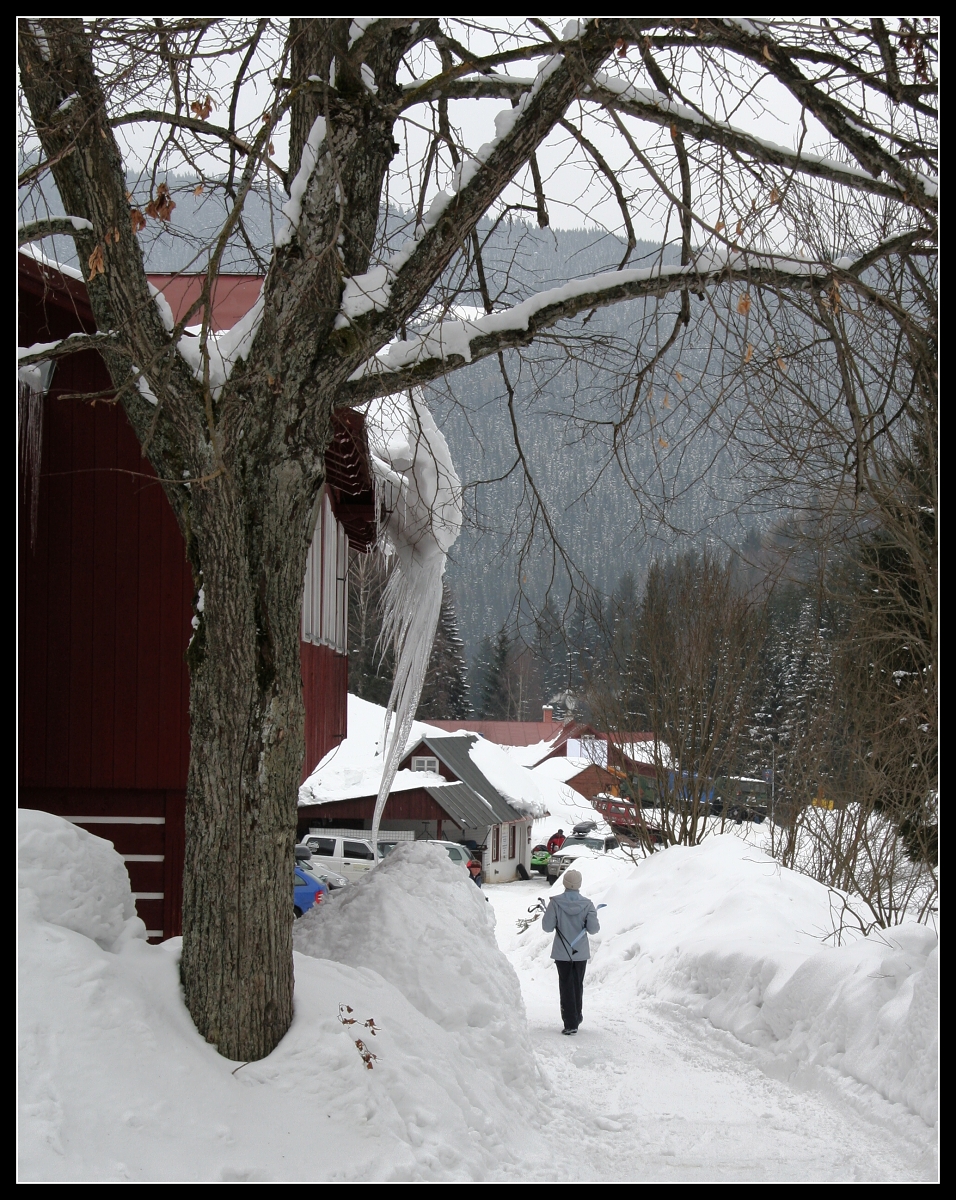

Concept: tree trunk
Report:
left=179, top=465, right=319, bottom=1061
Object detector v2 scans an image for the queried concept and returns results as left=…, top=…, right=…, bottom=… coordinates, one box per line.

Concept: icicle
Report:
left=365, top=392, right=461, bottom=856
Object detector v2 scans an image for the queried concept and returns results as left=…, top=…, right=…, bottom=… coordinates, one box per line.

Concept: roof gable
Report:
left=406, top=735, right=525, bottom=824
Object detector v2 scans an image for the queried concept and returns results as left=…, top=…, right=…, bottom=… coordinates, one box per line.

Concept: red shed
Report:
left=18, top=250, right=375, bottom=940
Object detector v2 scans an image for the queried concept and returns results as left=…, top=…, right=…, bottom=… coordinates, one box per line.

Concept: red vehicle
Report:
left=547, top=830, right=567, bottom=854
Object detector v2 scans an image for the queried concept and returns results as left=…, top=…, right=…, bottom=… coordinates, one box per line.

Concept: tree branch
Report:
left=18, top=215, right=94, bottom=246
left=111, top=109, right=289, bottom=188
left=587, top=83, right=937, bottom=211
left=339, top=255, right=836, bottom=406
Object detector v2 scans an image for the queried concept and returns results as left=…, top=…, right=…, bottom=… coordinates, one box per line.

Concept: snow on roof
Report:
left=299, top=694, right=449, bottom=807
left=531, top=756, right=594, bottom=783
left=299, top=695, right=547, bottom=818
left=499, top=739, right=558, bottom=767
left=460, top=734, right=546, bottom=818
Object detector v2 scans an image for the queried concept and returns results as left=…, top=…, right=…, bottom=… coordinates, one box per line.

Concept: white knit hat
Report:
left=563, top=869, right=583, bottom=890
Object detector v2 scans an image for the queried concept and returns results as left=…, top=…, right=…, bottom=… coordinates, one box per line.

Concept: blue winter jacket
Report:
left=542, top=889, right=601, bottom=961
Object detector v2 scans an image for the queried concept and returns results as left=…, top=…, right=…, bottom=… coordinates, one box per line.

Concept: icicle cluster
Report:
left=364, top=392, right=462, bottom=854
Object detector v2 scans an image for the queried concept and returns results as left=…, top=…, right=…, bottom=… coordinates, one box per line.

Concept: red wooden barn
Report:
left=17, top=250, right=375, bottom=940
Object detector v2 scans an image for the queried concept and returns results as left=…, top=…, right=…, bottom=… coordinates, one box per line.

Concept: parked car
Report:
left=294, top=864, right=328, bottom=917
left=378, top=839, right=472, bottom=869
left=546, top=835, right=613, bottom=883
left=302, top=834, right=379, bottom=881
left=530, top=844, right=551, bottom=875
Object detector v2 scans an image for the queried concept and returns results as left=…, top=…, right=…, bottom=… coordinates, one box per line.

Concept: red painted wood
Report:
left=67, top=385, right=96, bottom=787
left=134, top=476, right=163, bottom=788
left=90, top=400, right=118, bottom=788
left=18, top=394, right=49, bottom=786
left=20, top=788, right=167, bottom=816
left=300, top=642, right=348, bottom=780
left=124, top=861, right=165, bottom=892
left=112, top=407, right=144, bottom=787
left=42, top=394, right=75, bottom=788
left=158, top=490, right=191, bottom=787
left=163, top=790, right=185, bottom=938
left=134, top=899, right=165, bottom=932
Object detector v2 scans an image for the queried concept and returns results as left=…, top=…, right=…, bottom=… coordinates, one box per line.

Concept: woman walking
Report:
left=541, top=869, right=601, bottom=1035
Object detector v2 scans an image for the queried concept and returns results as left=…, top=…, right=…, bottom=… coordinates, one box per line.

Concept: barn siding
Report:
left=300, top=640, right=348, bottom=779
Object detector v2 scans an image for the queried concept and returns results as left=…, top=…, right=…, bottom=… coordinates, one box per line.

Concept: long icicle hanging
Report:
left=365, top=391, right=462, bottom=857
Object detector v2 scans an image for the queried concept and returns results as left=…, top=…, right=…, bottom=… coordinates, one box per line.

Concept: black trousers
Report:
left=555, top=959, right=587, bottom=1030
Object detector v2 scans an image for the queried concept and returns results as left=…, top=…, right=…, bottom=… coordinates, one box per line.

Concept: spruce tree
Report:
left=418, top=581, right=471, bottom=719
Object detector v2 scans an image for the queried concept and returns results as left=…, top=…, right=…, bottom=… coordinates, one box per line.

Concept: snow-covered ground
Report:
left=19, top=811, right=936, bottom=1181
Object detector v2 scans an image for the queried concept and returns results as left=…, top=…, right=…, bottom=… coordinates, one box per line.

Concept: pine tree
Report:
left=475, top=626, right=512, bottom=719
left=418, top=581, right=471, bottom=719
left=347, top=550, right=393, bottom=706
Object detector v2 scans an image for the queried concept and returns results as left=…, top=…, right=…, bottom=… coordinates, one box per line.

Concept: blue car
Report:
left=294, top=864, right=329, bottom=917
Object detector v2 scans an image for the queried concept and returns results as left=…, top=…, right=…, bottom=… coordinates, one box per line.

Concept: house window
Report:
left=508, top=824, right=516, bottom=860
left=492, top=825, right=500, bottom=862
left=411, top=756, right=440, bottom=775
left=302, top=492, right=349, bottom=654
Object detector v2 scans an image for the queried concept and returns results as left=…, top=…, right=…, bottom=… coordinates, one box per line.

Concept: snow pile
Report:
left=19, top=816, right=548, bottom=1181
left=513, top=836, right=938, bottom=1126
left=361, top=394, right=462, bottom=849
left=295, top=842, right=543, bottom=1107
left=19, top=808, right=143, bottom=949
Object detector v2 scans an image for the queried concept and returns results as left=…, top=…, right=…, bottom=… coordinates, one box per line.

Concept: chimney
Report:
left=542, top=705, right=553, bottom=731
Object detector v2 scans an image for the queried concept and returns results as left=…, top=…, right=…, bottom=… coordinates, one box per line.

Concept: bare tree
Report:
left=18, top=18, right=936, bottom=1060
left=589, top=551, right=765, bottom=847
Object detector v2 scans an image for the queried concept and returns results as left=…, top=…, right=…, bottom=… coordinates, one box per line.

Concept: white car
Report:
left=378, top=839, right=472, bottom=870
left=302, top=834, right=473, bottom=880
left=302, top=834, right=378, bottom=882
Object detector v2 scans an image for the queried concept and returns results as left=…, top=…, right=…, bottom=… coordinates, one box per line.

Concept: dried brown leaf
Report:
left=130, top=209, right=146, bottom=234
left=736, top=294, right=751, bottom=316
left=145, top=183, right=176, bottom=222
left=744, top=343, right=754, bottom=364
left=87, top=243, right=105, bottom=279
left=714, top=220, right=725, bottom=233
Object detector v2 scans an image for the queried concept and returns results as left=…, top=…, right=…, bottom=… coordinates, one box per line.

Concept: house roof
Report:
left=425, top=718, right=566, bottom=747
left=411, top=736, right=527, bottom=824
left=423, top=782, right=520, bottom=829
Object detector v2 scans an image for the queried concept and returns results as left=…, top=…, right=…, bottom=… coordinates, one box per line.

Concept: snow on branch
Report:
left=341, top=253, right=834, bottom=406
left=18, top=331, right=117, bottom=371
left=585, top=78, right=938, bottom=211
left=18, top=215, right=93, bottom=246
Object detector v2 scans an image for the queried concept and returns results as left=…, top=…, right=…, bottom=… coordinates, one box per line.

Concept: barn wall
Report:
left=18, top=381, right=193, bottom=793
left=300, top=641, right=348, bottom=779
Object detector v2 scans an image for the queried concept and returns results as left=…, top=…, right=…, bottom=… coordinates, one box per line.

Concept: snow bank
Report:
left=513, top=836, right=937, bottom=1126
left=20, top=815, right=546, bottom=1181
left=295, top=842, right=543, bottom=1107
left=18, top=809, right=143, bottom=949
